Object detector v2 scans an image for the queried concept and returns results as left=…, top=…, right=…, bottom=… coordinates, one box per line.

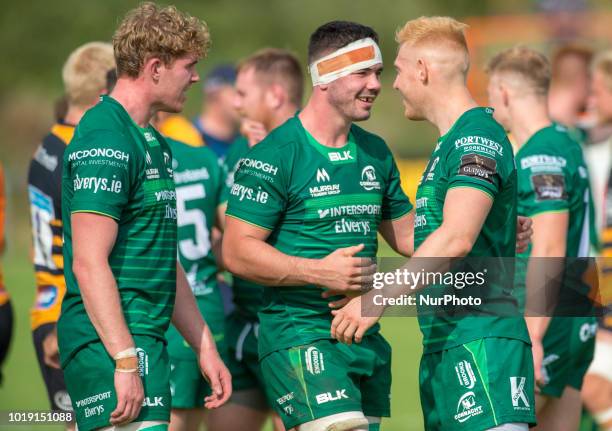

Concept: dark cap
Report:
left=204, top=64, right=236, bottom=91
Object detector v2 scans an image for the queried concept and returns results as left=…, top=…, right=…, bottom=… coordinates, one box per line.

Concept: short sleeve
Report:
left=225, top=143, right=288, bottom=230
left=517, top=152, right=569, bottom=216
left=447, top=132, right=507, bottom=198
left=382, top=157, right=413, bottom=220
left=217, top=159, right=229, bottom=205
left=65, top=131, right=135, bottom=220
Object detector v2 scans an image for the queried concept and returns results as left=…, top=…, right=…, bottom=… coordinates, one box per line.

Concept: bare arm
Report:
left=378, top=212, right=414, bottom=257
left=72, top=212, right=134, bottom=356
left=223, top=215, right=374, bottom=292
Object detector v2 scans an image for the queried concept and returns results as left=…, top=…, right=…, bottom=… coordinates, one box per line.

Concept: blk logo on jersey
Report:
left=328, top=150, right=353, bottom=162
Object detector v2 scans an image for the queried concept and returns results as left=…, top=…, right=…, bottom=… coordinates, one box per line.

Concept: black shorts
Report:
left=32, top=323, right=73, bottom=412
left=0, top=300, right=14, bottom=385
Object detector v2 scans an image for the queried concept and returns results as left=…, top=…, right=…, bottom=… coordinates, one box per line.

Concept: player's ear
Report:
left=266, top=84, right=284, bottom=110
left=416, top=58, right=428, bottom=85
left=501, top=84, right=510, bottom=108
left=144, top=57, right=163, bottom=83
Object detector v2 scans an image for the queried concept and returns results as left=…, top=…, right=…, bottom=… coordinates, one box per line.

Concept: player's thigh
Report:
left=533, top=386, right=582, bottom=431
left=419, top=338, right=536, bottom=431
left=32, top=323, right=73, bottom=413
left=260, top=340, right=364, bottom=430
left=64, top=335, right=171, bottom=431
left=357, top=333, right=392, bottom=419
left=169, top=408, right=203, bottom=431
left=205, top=400, right=268, bottom=431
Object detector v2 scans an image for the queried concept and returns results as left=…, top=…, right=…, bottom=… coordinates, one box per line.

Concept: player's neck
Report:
left=64, top=106, right=87, bottom=126
left=428, top=86, right=478, bottom=137
left=110, top=78, right=156, bottom=128
left=198, top=108, right=235, bottom=141
left=269, top=105, right=298, bottom=131
left=510, top=101, right=551, bottom=149
left=299, top=98, right=351, bottom=148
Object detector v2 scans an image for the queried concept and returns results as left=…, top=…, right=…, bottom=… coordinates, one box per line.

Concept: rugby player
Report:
left=160, top=127, right=228, bottom=431
left=216, top=48, right=303, bottom=431
left=332, top=17, right=537, bottom=431
left=487, top=46, right=596, bottom=431
left=27, top=41, right=115, bottom=426
left=223, top=21, right=413, bottom=431
left=58, top=4, right=230, bottom=430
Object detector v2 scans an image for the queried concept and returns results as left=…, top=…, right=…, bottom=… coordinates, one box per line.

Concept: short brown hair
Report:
left=592, top=50, right=612, bottom=91
left=62, top=42, right=115, bottom=108
left=551, top=44, right=593, bottom=84
left=237, top=48, right=304, bottom=107
left=396, top=16, right=468, bottom=50
left=113, top=2, right=210, bottom=78
left=487, top=46, right=551, bottom=96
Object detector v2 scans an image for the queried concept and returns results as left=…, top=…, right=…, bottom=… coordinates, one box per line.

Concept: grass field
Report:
left=0, top=234, right=425, bottom=430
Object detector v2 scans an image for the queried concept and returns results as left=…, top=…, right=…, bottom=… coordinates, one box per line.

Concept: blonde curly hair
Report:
left=113, top=2, right=211, bottom=78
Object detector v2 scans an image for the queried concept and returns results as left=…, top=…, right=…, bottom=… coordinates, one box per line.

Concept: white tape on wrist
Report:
left=115, top=368, right=138, bottom=373
left=309, top=37, right=383, bottom=86
left=113, top=347, right=137, bottom=360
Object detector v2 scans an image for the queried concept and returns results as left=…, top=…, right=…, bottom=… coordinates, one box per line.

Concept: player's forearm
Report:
left=223, top=235, right=317, bottom=286
left=412, top=224, right=474, bottom=258
left=525, top=316, right=552, bottom=342
left=171, top=262, right=216, bottom=355
left=74, top=259, right=135, bottom=357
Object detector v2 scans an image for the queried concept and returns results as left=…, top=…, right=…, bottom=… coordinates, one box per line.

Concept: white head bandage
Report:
left=309, top=37, right=383, bottom=86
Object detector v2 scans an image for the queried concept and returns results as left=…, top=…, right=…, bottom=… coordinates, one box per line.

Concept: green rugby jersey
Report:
left=414, top=107, right=530, bottom=353
left=514, top=124, right=595, bottom=314
left=58, top=96, right=177, bottom=366
left=226, top=116, right=412, bottom=357
left=224, top=136, right=266, bottom=320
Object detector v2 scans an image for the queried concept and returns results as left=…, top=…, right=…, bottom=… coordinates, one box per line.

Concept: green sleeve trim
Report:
left=524, top=208, right=569, bottom=218
left=383, top=206, right=413, bottom=222
left=447, top=184, right=494, bottom=200
left=71, top=209, right=120, bottom=221
left=225, top=213, right=273, bottom=231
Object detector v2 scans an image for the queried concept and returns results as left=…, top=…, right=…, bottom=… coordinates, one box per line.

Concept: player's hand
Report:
left=318, top=244, right=376, bottom=293
left=199, top=347, right=232, bottom=408
left=111, top=370, right=144, bottom=425
left=531, top=338, right=545, bottom=393
left=42, top=327, right=60, bottom=369
left=241, top=119, right=267, bottom=147
left=330, top=296, right=381, bottom=345
left=516, top=216, right=533, bottom=253
left=324, top=293, right=351, bottom=309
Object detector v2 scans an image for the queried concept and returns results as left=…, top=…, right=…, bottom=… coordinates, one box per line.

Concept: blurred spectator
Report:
left=584, top=50, right=612, bottom=231
left=548, top=44, right=593, bottom=132
left=193, top=64, right=240, bottom=159
left=27, top=42, right=115, bottom=426
left=538, top=0, right=588, bottom=42
left=0, top=163, right=13, bottom=387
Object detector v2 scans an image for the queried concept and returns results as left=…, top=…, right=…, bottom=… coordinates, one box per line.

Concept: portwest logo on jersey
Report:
left=520, top=155, right=566, bottom=170
left=305, top=347, right=325, bottom=375
left=316, top=389, right=348, bottom=405
left=328, top=150, right=353, bottom=162
left=316, top=168, right=330, bottom=183
left=334, top=218, right=371, bottom=235
left=510, top=377, right=530, bottom=410
left=454, top=391, right=483, bottom=423
left=455, top=136, right=504, bottom=156
left=359, top=165, right=381, bottom=191
left=136, top=348, right=149, bottom=377
left=68, top=148, right=130, bottom=162
left=455, top=360, right=477, bottom=389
